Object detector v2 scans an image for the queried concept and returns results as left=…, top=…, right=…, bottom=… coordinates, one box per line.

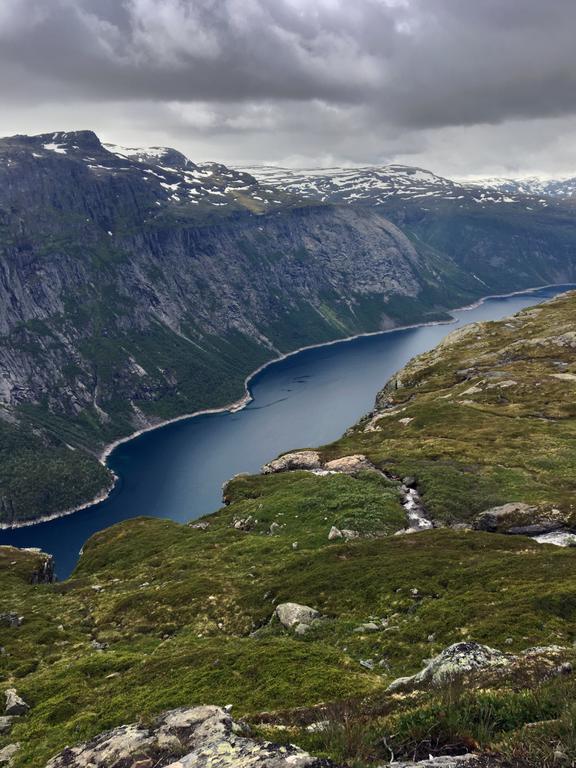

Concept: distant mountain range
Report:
left=1, top=130, right=576, bottom=525
left=240, top=164, right=576, bottom=208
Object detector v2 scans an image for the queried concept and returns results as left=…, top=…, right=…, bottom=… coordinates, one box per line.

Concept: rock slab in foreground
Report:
left=45, top=705, right=337, bottom=768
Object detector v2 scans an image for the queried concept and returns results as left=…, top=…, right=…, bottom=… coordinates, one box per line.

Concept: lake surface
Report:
left=1, top=284, right=572, bottom=578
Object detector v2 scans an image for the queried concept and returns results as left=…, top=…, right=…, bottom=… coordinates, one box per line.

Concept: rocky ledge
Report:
left=45, top=705, right=337, bottom=768
left=387, top=642, right=572, bottom=693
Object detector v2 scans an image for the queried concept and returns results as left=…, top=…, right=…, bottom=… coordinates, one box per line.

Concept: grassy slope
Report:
left=2, top=293, right=576, bottom=766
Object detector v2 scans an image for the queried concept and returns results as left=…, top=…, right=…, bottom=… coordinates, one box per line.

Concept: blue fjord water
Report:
left=1, top=284, right=572, bottom=578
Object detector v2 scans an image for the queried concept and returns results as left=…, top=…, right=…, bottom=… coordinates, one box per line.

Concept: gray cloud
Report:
left=0, top=0, right=575, bottom=174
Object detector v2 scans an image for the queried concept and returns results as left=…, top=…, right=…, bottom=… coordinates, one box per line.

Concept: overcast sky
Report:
left=1, top=0, right=576, bottom=177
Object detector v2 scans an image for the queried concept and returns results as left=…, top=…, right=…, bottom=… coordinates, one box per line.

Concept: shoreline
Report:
left=1, top=280, right=573, bottom=531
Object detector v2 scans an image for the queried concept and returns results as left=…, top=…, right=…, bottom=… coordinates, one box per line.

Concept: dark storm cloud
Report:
left=1, top=0, right=576, bottom=128
left=1, top=0, right=576, bottom=174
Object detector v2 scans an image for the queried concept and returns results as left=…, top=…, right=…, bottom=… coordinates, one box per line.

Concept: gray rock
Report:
left=0, top=744, right=19, bottom=765
left=387, top=642, right=510, bottom=693
left=233, top=516, right=255, bottom=531
left=354, top=622, right=381, bottom=633
left=262, top=451, right=322, bottom=474
left=4, top=689, right=29, bottom=716
left=475, top=502, right=565, bottom=535
left=328, top=526, right=343, bottom=540
left=323, top=455, right=374, bottom=473
left=0, top=717, right=14, bottom=734
left=44, top=706, right=336, bottom=768
left=274, top=603, right=320, bottom=630
left=390, top=756, right=482, bottom=767
left=269, top=522, right=282, bottom=535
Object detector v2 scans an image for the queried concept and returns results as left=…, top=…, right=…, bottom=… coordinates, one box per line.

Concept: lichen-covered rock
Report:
left=328, top=526, right=343, bottom=540
left=262, top=451, right=322, bottom=474
left=0, top=743, right=19, bottom=765
left=274, top=603, right=320, bottom=629
left=4, top=689, right=29, bottom=716
left=391, top=756, right=485, bottom=767
left=387, top=642, right=510, bottom=693
left=474, top=503, right=566, bottom=535
left=45, top=706, right=337, bottom=768
left=323, top=455, right=374, bottom=473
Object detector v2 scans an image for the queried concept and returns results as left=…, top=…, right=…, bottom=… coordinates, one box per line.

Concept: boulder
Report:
left=262, top=451, right=322, bottom=474
left=44, top=706, right=336, bottom=768
left=0, top=744, right=19, bottom=765
left=4, top=690, right=29, bottom=716
left=387, top=642, right=510, bottom=693
left=0, top=717, right=13, bottom=734
left=274, top=603, right=320, bottom=630
left=323, top=455, right=374, bottom=473
left=328, top=526, right=343, bottom=540
left=474, top=503, right=566, bottom=535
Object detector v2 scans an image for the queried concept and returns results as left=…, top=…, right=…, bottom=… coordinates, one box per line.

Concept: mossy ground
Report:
left=2, top=293, right=576, bottom=766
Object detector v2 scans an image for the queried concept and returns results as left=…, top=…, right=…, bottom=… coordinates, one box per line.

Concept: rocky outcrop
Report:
left=45, top=705, right=337, bottom=768
left=0, top=744, right=19, bottom=765
left=323, top=455, right=374, bottom=473
left=391, top=757, right=487, bottom=768
left=387, top=642, right=572, bottom=694
left=262, top=451, right=322, bottom=474
left=474, top=503, right=567, bottom=535
left=4, top=689, right=29, bottom=716
left=387, top=643, right=511, bottom=693
left=27, top=549, right=55, bottom=584
left=263, top=453, right=377, bottom=476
